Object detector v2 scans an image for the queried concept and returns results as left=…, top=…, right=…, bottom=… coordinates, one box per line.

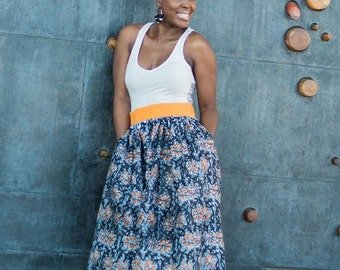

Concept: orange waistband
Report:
left=130, top=103, right=196, bottom=125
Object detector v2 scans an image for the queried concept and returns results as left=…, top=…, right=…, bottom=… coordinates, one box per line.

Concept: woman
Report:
left=88, top=0, right=226, bottom=269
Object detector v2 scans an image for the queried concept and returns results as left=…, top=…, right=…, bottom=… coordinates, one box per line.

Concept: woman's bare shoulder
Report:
left=185, top=31, right=215, bottom=64
left=115, top=23, right=146, bottom=50
left=186, top=31, right=212, bottom=50
left=118, top=23, right=145, bottom=40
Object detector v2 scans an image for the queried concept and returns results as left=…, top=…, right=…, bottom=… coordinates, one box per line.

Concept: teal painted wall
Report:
left=0, top=1, right=339, bottom=269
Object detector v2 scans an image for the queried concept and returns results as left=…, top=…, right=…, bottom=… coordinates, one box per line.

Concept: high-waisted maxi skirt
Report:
left=87, top=109, right=226, bottom=270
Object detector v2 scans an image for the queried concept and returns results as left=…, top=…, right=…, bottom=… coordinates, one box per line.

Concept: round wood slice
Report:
left=106, top=36, right=117, bottom=51
left=298, top=77, right=318, bottom=97
left=286, top=1, right=301, bottom=20
left=305, top=0, right=331, bottom=11
left=285, top=27, right=311, bottom=52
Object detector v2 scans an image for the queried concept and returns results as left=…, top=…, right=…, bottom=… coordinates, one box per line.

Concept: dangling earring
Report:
left=154, top=7, right=164, bottom=23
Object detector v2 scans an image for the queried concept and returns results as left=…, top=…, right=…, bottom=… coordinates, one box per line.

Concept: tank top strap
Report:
left=177, top=28, right=194, bottom=46
left=174, top=27, right=194, bottom=54
left=130, top=22, right=153, bottom=59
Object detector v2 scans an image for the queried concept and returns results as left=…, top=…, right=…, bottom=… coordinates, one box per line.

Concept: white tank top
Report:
left=125, top=23, right=196, bottom=111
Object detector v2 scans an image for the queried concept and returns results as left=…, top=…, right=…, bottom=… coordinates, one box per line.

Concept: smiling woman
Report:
left=87, top=0, right=226, bottom=269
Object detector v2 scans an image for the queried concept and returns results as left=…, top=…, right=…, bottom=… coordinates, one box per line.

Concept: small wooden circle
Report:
left=243, top=208, right=258, bottom=223
left=106, top=36, right=117, bottom=51
left=306, top=0, right=331, bottom=11
left=286, top=1, right=301, bottom=20
left=285, top=27, right=311, bottom=52
left=298, top=77, right=318, bottom=97
left=321, top=32, right=334, bottom=41
left=331, top=157, right=339, bottom=166
left=98, top=149, right=110, bottom=159
left=310, top=23, right=320, bottom=31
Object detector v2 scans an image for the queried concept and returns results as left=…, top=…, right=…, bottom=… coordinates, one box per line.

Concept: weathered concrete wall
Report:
left=0, top=0, right=339, bottom=269
left=0, top=0, right=126, bottom=269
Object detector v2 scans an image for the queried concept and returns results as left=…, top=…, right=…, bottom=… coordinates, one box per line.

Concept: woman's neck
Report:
left=148, top=23, right=186, bottom=42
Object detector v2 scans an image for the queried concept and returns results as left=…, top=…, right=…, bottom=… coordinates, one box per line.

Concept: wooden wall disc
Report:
left=298, top=77, right=319, bottom=97
left=305, top=0, right=331, bottom=11
left=106, top=36, right=117, bottom=51
left=286, top=1, right=301, bottom=20
left=285, top=27, right=311, bottom=52
left=321, top=32, right=334, bottom=41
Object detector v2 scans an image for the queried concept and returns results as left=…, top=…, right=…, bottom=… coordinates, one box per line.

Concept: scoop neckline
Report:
left=136, top=24, right=190, bottom=72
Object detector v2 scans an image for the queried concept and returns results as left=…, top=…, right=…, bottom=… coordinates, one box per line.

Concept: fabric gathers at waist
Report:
left=130, top=103, right=196, bottom=125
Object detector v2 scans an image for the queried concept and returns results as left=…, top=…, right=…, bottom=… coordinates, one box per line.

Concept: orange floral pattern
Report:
left=88, top=117, right=225, bottom=269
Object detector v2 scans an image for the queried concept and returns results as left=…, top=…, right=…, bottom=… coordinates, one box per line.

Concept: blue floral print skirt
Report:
left=88, top=116, right=226, bottom=270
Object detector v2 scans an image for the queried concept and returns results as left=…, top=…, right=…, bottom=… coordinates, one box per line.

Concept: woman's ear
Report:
left=155, top=0, right=161, bottom=8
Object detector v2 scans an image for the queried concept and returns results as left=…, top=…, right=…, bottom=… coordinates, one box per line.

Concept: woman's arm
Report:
left=112, top=25, right=137, bottom=140
left=186, top=33, right=218, bottom=136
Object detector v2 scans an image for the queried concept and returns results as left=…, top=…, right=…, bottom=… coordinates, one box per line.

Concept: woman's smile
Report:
left=176, top=12, right=191, bottom=21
